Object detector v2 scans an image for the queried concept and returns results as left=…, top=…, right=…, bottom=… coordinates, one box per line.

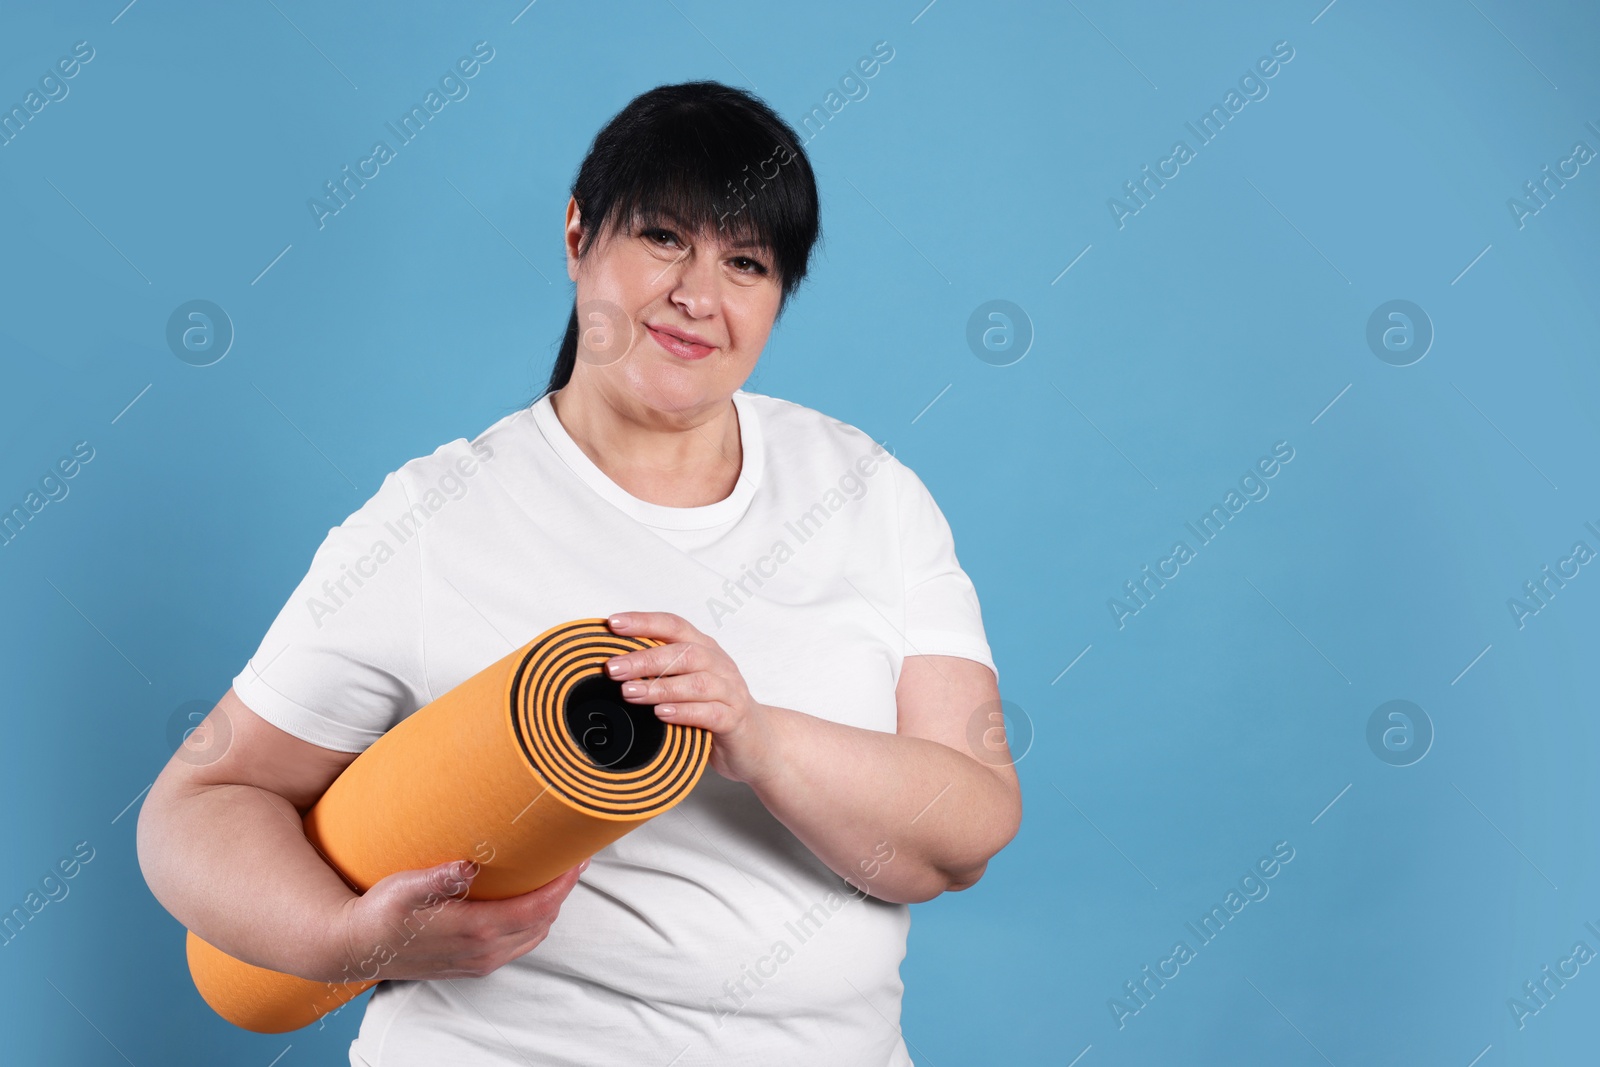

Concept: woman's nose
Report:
left=666, top=247, right=721, bottom=319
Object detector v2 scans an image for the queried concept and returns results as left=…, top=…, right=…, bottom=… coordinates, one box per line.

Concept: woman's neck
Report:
left=549, top=385, right=743, bottom=508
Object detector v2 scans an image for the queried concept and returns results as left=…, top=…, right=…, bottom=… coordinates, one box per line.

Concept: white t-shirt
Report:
left=231, top=387, right=998, bottom=1067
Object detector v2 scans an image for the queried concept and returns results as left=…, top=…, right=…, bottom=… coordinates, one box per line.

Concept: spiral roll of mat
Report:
left=186, top=617, right=712, bottom=1033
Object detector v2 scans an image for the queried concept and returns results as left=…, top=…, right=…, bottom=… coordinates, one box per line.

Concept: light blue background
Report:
left=3, top=1, right=1598, bottom=1064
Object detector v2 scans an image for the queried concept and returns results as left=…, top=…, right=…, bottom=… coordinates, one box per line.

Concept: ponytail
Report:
left=539, top=303, right=579, bottom=402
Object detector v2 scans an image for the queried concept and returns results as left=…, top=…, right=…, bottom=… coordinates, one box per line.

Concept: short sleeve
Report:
left=889, top=456, right=999, bottom=688
left=230, top=468, right=429, bottom=752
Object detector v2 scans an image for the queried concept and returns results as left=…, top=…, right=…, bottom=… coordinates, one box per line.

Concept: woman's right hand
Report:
left=323, top=857, right=587, bottom=983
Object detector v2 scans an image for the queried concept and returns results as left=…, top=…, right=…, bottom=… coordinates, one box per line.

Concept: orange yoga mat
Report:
left=186, top=617, right=712, bottom=1033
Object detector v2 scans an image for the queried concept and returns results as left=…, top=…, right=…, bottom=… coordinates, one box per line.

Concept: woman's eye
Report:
left=641, top=227, right=766, bottom=274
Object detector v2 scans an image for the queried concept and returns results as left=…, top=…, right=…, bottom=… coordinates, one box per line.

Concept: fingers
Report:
left=527, top=858, right=588, bottom=907
left=470, top=858, right=588, bottom=928
left=642, top=700, right=727, bottom=731
left=606, top=639, right=705, bottom=685
left=369, top=859, right=474, bottom=916
left=427, top=860, right=590, bottom=976
left=616, top=668, right=719, bottom=709
left=337, top=858, right=592, bottom=982
left=434, top=859, right=478, bottom=900
left=607, top=611, right=698, bottom=644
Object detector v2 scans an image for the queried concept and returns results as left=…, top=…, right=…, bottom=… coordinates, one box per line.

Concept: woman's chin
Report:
left=626, top=365, right=721, bottom=413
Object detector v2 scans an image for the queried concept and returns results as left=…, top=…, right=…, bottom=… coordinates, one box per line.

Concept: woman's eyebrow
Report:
left=645, top=207, right=768, bottom=251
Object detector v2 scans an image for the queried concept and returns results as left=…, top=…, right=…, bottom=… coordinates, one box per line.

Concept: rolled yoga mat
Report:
left=186, top=617, right=712, bottom=1034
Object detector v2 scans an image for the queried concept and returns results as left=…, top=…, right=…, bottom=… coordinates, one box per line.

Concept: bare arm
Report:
left=136, top=687, right=365, bottom=980
left=136, top=687, right=584, bottom=985
left=747, top=655, right=1021, bottom=904
left=602, top=609, right=1024, bottom=908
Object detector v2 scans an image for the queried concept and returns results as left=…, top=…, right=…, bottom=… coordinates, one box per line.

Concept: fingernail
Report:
left=579, top=858, right=591, bottom=873
left=608, top=615, right=626, bottom=629
left=656, top=705, right=676, bottom=717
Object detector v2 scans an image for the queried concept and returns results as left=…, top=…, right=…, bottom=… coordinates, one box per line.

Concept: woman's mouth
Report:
left=646, top=324, right=715, bottom=360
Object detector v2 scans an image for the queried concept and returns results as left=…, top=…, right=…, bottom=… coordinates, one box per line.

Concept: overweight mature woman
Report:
left=138, top=80, right=1020, bottom=1066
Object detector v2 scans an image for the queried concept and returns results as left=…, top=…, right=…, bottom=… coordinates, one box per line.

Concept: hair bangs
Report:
left=578, top=84, right=818, bottom=290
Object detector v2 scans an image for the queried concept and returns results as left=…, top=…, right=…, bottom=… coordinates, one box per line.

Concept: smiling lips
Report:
left=646, top=324, right=715, bottom=360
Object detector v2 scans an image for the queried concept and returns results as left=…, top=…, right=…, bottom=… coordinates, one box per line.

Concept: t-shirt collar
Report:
left=530, top=389, right=764, bottom=531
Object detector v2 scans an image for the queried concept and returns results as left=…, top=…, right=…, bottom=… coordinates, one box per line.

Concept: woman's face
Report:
left=563, top=196, right=782, bottom=423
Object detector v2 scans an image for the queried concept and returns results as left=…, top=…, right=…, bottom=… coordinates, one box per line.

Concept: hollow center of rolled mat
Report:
left=562, top=674, right=667, bottom=772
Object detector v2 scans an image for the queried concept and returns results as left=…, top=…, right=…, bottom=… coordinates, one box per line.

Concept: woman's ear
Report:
left=564, top=197, right=584, bottom=282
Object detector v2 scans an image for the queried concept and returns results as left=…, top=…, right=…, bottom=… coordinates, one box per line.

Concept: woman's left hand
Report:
left=603, top=612, right=780, bottom=787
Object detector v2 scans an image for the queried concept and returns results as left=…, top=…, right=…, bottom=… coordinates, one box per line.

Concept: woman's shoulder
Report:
left=738, top=388, right=898, bottom=471
left=372, top=405, right=534, bottom=504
